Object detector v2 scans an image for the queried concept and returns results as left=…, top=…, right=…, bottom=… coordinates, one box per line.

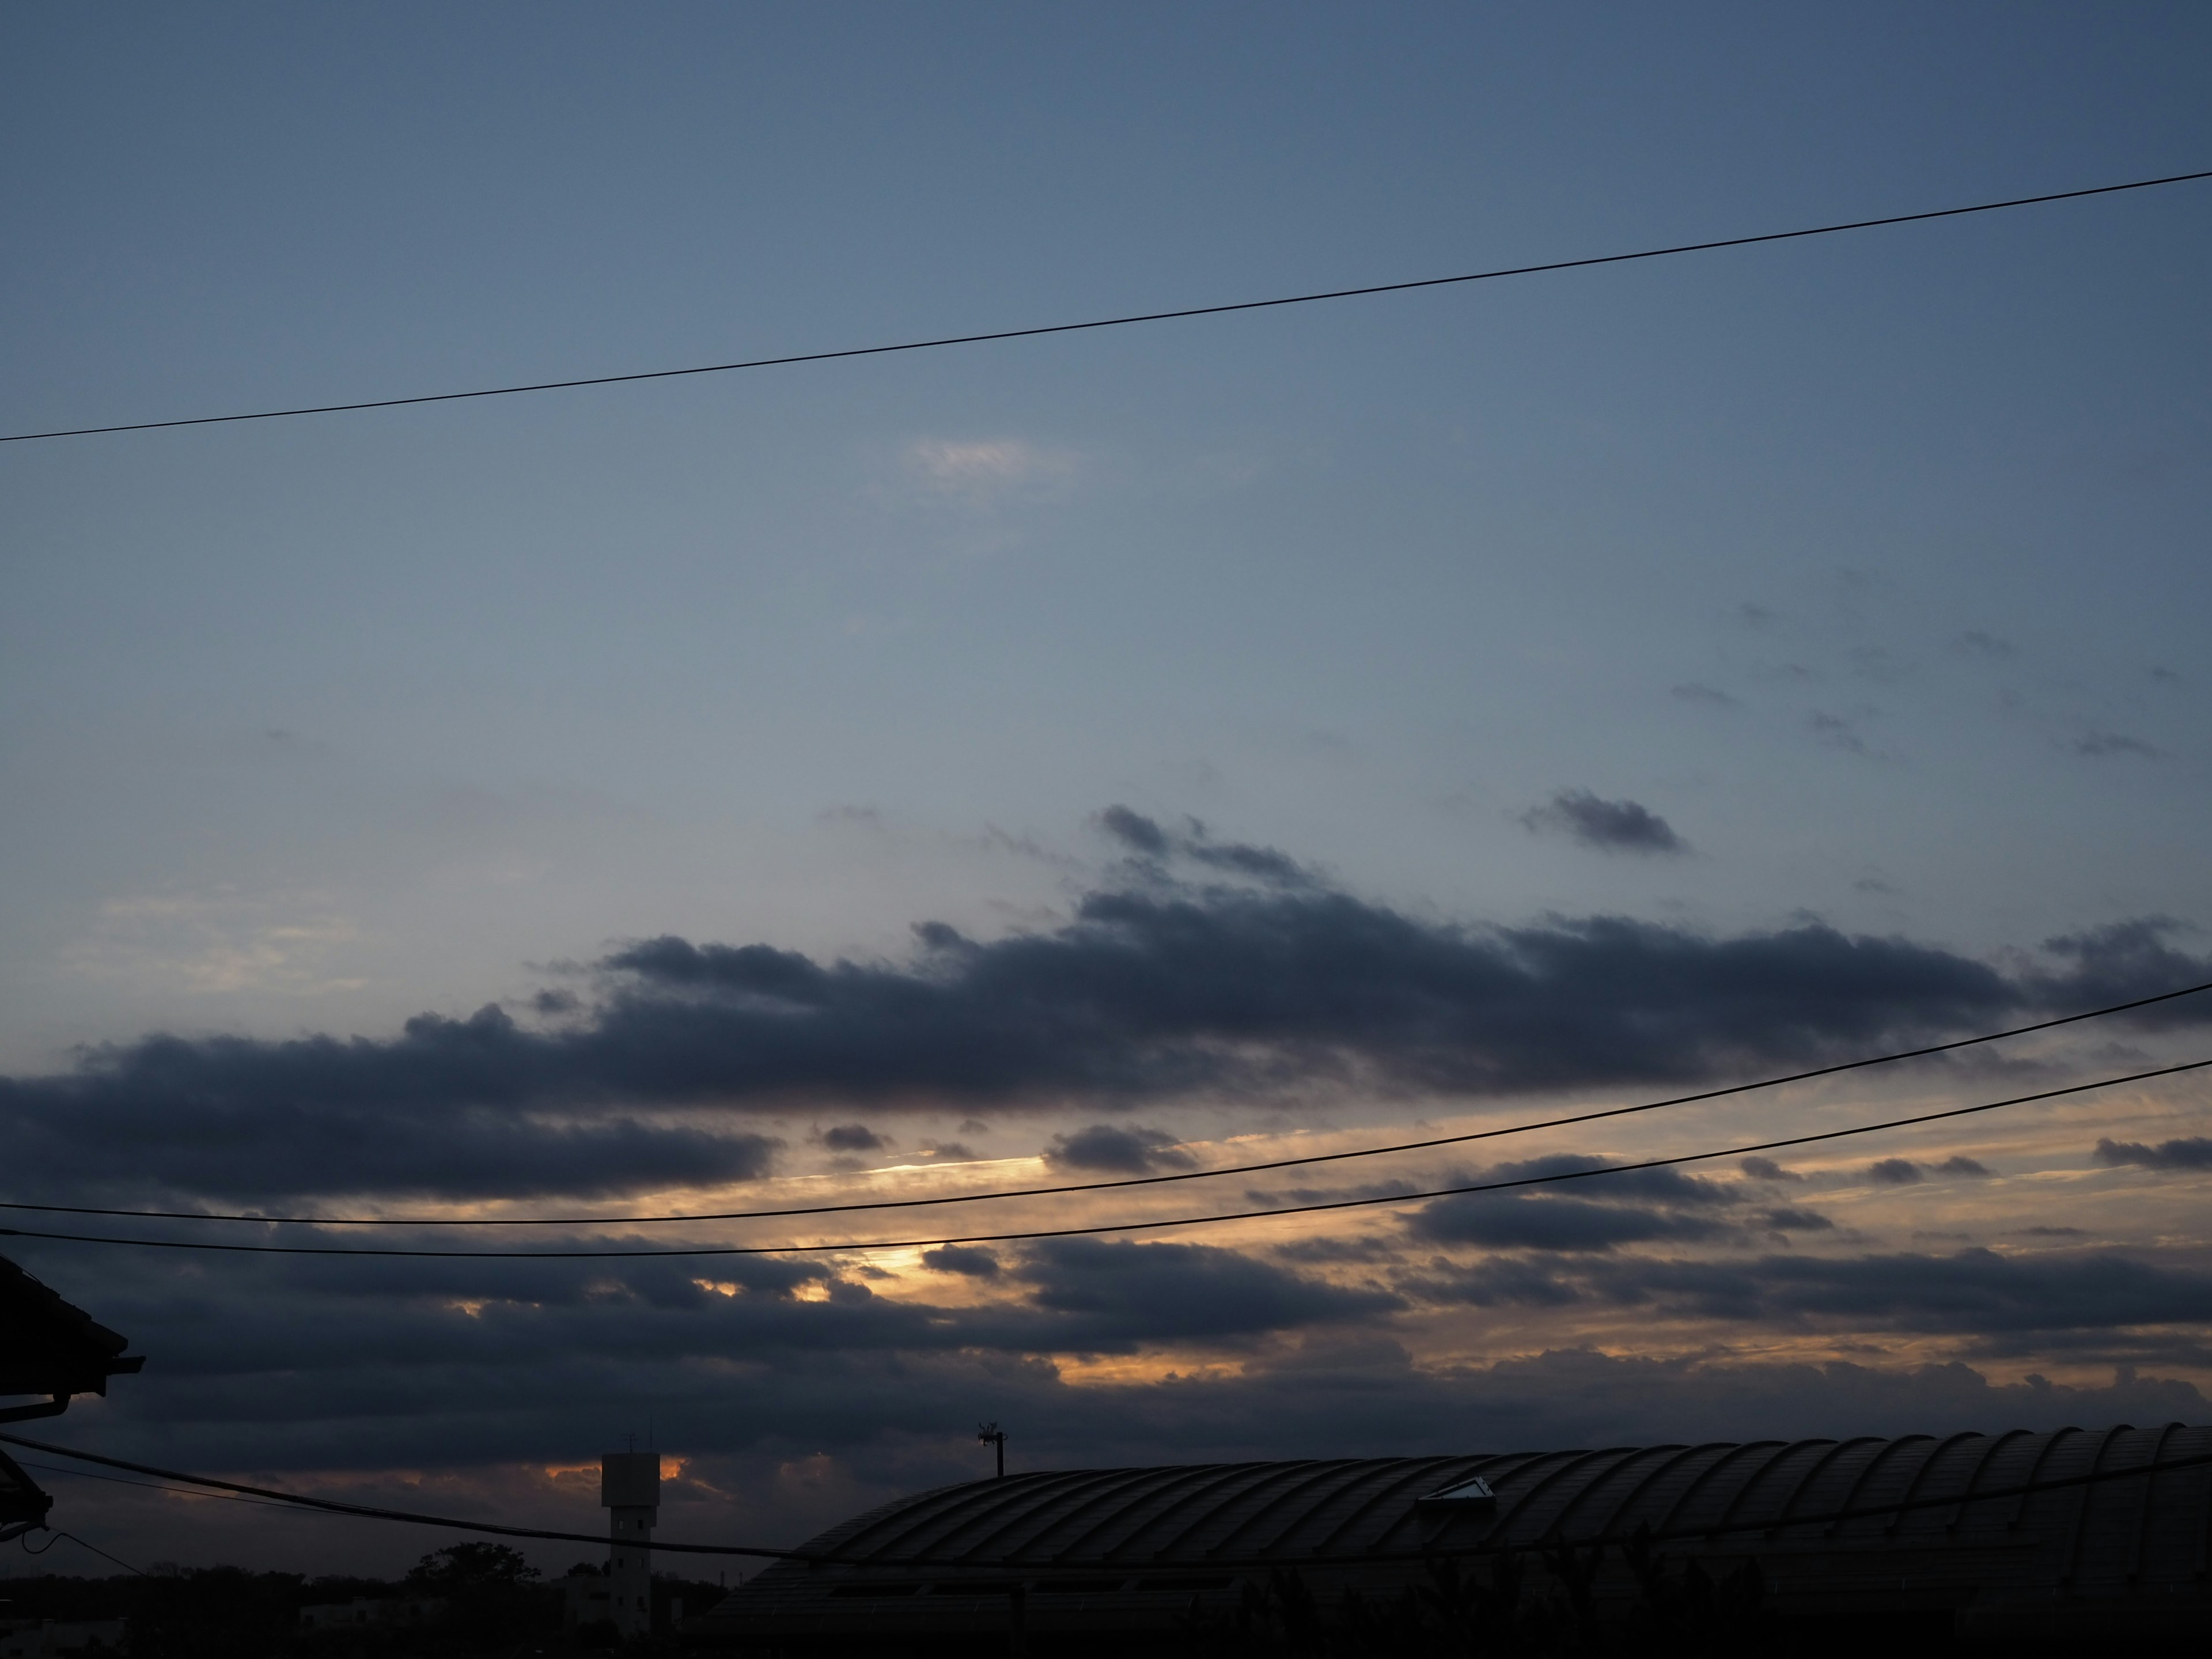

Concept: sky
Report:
left=3, top=0, right=2211, bottom=1581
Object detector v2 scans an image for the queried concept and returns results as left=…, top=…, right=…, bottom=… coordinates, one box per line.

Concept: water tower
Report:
left=601, top=1450, right=660, bottom=1636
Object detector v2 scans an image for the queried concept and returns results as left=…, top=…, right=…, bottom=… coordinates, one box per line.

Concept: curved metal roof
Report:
left=703, top=1425, right=2212, bottom=1646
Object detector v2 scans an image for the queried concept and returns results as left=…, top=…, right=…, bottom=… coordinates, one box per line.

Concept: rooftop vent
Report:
left=1414, top=1475, right=1497, bottom=1508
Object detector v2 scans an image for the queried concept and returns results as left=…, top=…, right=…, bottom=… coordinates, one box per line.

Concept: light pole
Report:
left=977, top=1422, right=1006, bottom=1478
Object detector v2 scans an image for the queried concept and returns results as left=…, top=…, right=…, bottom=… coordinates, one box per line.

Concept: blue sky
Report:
left=3, top=2, right=2211, bottom=1577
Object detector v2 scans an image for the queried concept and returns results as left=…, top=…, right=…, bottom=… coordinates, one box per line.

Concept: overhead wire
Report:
left=4, top=976, right=2206, bottom=1232
left=2, top=1058, right=2202, bottom=1259
left=5, top=168, right=2209, bottom=445
left=12, top=1457, right=340, bottom=1518
left=16, top=1528, right=145, bottom=1575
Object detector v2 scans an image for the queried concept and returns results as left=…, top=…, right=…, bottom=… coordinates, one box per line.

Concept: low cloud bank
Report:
left=2, top=812, right=2203, bottom=1204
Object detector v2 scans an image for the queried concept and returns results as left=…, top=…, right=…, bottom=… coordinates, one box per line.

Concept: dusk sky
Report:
left=4, top=2, right=2211, bottom=1581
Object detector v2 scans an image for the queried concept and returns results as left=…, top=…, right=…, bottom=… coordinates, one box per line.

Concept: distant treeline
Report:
left=0, top=1544, right=725, bottom=1659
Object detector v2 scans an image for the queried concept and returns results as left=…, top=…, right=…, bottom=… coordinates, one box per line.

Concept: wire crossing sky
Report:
left=6, top=167, right=2208, bottom=444
left=4, top=1059, right=2204, bottom=1258
left=3, top=975, right=2205, bottom=1228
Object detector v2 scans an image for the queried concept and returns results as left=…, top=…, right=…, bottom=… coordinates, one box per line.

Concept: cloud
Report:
left=1407, top=1193, right=1728, bottom=1252
left=1953, top=631, right=2014, bottom=658
left=21, top=1214, right=2212, bottom=1578
left=1404, top=1246, right=2212, bottom=1349
left=65, top=892, right=365, bottom=997
left=2029, top=919, right=2211, bottom=1017
left=1933, top=1156, right=1993, bottom=1177
left=2096, top=1136, right=2212, bottom=1172
left=2072, top=731, right=2162, bottom=759
left=1043, top=1124, right=1196, bottom=1174
left=3, top=824, right=2205, bottom=1208
left=1094, top=805, right=1310, bottom=884
left=1757, top=1207, right=1834, bottom=1233
left=1096, top=805, right=1170, bottom=856
left=1669, top=683, right=1737, bottom=708
left=919, top=1245, right=1002, bottom=1278
left=1518, top=789, right=1686, bottom=855
left=903, top=438, right=1077, bottom=505
left=1010, top=1238, right=1399, bottom=1347
left=1865, top=1156, right=1989, bottom=1184
left=1739, top=1157, right=1802, bottom=1183
left=819, top=1124, right=886, bottom=1153
left=1647, top=1249, right=2212, bottom=1347
left=1406, top=1154, right=1736, bottom=1253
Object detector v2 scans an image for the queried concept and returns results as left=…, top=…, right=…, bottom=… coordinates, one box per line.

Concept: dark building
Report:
left=0, top=1253, right=143, bottom=1421
left=0, top=1252, right=145, bottom=1540
left=694, top=1425, right=2212, bottom=1653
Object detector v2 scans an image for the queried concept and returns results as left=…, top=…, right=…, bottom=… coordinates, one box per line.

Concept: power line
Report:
left=0, top=1432, right=800, bottom=1563
left=6, top=977, right=2205, bottom=1232
left=3, top=1429, right=2208, bottom=1573
left=17, top=1529, right=145, bottom=1577
left=2, top=1058, right=2200, bottom=1260
left=6, top=168, right=2207, bottom=446
left=12, top=1457, right=334, bottom=1518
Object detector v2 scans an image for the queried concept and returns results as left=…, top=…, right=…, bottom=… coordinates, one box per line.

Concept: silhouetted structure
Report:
left=0, top=1253, right=143, bottom=1425
left=601, top=1450, right=661, bottom=1638
left=0, top=1252, right=145, bottom=1542
left=690, top=1426, right=2212, bottom=1652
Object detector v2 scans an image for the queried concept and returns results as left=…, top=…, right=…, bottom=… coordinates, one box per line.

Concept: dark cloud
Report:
left=1654, top=1249, right=2212, bottom=1346
left=1097, top=805, right=1309, bottom=885
left=18, top=1222, right=2212, bottom=1578
left=1406, top=1154, right=1736, bottom=1253
left=1408, top=1246, right=2212, bottom=1352
left=1424, top=1247, right=2212, bottom=1354
left=919, top=1245, right=1001, bottom=1278
left=1757, top=1207, right=1834, bottom=1233
left=2029, top=918, right=2212, bottom=1019
left=1011, top=1238, right=1398, bottom=1347
left=1739, top=1156, right=1802, bottom=1183
left=1519, top=789, right=1686, bottom=855
left=40, top=1338, right=2212, bottom=1581
left=3, top=828, right=2204, bottom=1207
left=2072, top=731, right=2161, bottom=759
left=819, top=1123, right=886, bottom=1153
left=1861, top=1155, right=1991, bottom=1183
left=1096, top=804, right=1170, bottom=856
left=2096, top=1135, right=2212, bottom=1172
left=1953, top=631, right=2014, bottom=658
left=1407, top=1194, right=1728, bottom=1253
left=1670, top=683, right=1737, bottom=708
left=1043, top=1124, right=1195, bottom=1174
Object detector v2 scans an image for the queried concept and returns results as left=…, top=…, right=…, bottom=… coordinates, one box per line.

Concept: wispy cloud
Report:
left=902, top=437, right=1079, bottom=505
left=65, top=891, right=365, bottom=996
left=2071, top=730, right=2162, bottom=759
